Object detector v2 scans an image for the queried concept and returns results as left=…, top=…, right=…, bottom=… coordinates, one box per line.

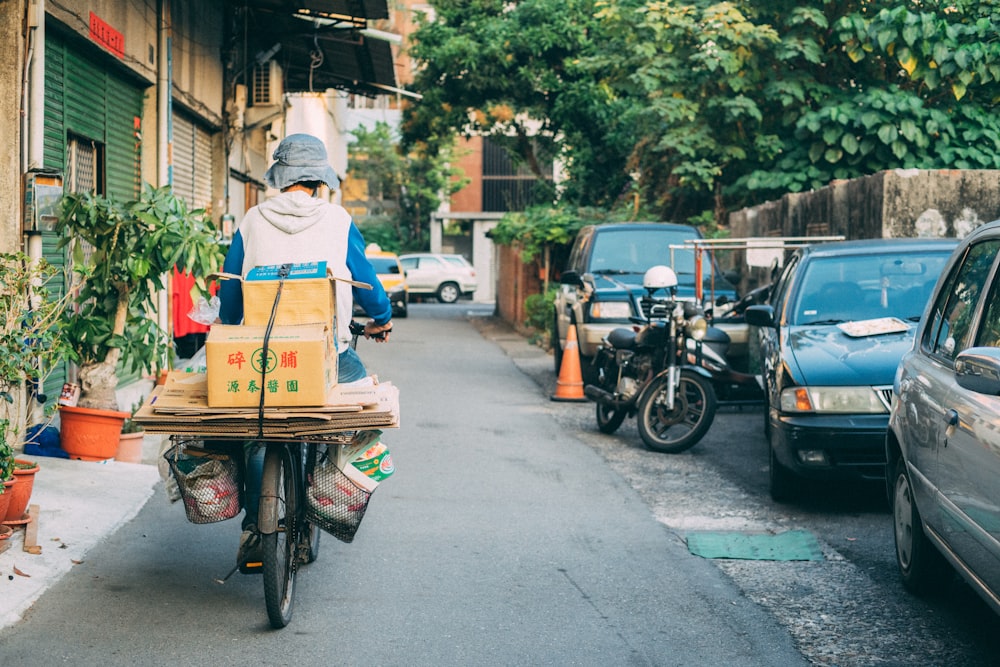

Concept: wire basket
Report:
left=305, top=457, right=374, bottom=543
left=164, top=442, right=243, bottom=524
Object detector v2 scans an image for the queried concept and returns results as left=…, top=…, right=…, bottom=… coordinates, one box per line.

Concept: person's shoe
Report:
left=237, top=525, right=263, bottom=574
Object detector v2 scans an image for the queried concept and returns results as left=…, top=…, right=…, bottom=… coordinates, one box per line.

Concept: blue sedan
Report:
left=745, top=238, right=957, bottom=501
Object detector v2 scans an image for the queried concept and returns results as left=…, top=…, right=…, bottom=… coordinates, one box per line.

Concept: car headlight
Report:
left=779, top=386, right=888, bottom=414
left=589, top=300, right=632, bottom=320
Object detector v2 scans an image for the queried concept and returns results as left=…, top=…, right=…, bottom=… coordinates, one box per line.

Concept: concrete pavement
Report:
left=0, top=382, right=168, bottom=631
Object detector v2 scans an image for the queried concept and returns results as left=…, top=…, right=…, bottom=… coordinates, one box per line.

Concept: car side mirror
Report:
left=744, top=304, right=776, bottom=328
left=560, top=270, right=583, bottom=288
left=955, top=347, right=1000, bottom=395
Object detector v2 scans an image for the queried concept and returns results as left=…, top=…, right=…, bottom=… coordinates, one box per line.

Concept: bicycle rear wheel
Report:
left=260, top=443, right=298, bottom=628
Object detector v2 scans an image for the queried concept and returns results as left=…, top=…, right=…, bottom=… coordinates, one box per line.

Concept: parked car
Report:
left=398, top=253, right=478, bottom=304
left=554, top=222, right=740, bottom=377
left=364, top=246, right=408, bottom=318
left=745, top=238, right=957, bottom=501
left=886, top=220, right=1000, bottom=615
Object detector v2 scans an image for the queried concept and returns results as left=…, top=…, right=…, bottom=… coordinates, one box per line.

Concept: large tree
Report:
left=402, top=0, right=636, bottom=208
left=404, top=0, right=1000, bottom=227
left=597, top=0, right=1000, bottom=219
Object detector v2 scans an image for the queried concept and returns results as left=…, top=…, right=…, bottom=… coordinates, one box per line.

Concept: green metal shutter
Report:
left=42, top=32, right=147, bottom=399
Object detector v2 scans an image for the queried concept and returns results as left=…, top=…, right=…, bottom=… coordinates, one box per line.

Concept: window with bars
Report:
left=481, top=138, right=552, bottom=212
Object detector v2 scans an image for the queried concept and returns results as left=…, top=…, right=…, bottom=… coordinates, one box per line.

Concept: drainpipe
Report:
left=158, top=0, right=172, bottom=367
left=25, top=0, right=45, bottom=421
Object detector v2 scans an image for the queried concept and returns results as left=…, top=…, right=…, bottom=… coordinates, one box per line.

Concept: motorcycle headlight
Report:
left=779, top=386, right=887, bottom=414
left=589, top=300, right=632, bottom=320
left=686, top=315, right=708, bottom=341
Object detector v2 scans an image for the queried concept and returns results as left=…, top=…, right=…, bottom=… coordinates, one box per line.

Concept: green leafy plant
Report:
left=0, top=253, right=73, bottom=482
left=121, top=401, right=144, bottom=434
left=56, top=184, right=224, bottom=411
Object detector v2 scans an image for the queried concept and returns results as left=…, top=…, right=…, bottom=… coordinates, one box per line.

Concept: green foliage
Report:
left=407, top=0, right=1000, bottom=227
left=0, top=254, right=72, bottom=471
left=524, top=287, right=557, bottom=347
left=403, top=0, right=635, bottom=209
left=56, top=185, right=224, bottom=407
left=349, top=122, right=468, bottom=251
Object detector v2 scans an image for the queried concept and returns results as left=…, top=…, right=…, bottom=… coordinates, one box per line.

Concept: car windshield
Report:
left=369, top=257, right=401, bottom=274
left=791, top=250, right=952, bottom=325
left=589, top=229, right=703, bottom=275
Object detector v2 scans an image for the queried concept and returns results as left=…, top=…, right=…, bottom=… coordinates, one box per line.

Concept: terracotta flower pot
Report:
left=59, top=405, right=130, bottom=461
left=0, top=479, right=15, bottom=526
left=116, top=431, right=146, bottom=464
left=3, top=459, right=39, bottom=524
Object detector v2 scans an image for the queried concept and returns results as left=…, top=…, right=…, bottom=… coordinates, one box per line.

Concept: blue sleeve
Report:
left=219, top=231, right=245, bottom=325
left=346, top=224, right=392, bottom=325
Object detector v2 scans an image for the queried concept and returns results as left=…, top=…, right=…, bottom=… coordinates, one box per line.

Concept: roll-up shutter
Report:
left=172, top=112, right=213, bottom=211
left=42, top=30, right=146, bottom=397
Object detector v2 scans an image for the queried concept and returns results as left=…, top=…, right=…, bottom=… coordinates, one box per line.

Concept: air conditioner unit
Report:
left=251, top=61, right=283, bottom=107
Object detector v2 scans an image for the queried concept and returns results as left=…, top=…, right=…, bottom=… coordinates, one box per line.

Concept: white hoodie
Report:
left=238, top=190, right=354, bottom=349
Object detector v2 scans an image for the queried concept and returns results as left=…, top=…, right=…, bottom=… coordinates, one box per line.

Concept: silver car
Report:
left=398, top=253, right=478, bottom=303
left=887, top=218, right=1000, bottom=616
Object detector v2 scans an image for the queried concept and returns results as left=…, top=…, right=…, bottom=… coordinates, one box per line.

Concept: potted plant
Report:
left=116, top=402, right=146, bottom=464
left=55, top=184, right=223, bottom=459
left=0, top=252, right=72, bottom=516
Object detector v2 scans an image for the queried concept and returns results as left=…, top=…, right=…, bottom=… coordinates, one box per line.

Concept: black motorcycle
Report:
left=583, top=266, right=718, bottom=453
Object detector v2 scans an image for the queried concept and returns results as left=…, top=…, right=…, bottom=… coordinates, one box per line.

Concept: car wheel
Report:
left=892, top=458, right=950, bottom=593
left=437, top=282, right=460, bottom=304
left=768, top=441, right=799, bottom=502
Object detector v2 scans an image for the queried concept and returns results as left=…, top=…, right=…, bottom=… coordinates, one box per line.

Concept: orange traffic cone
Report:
left=551, top=323, right=588, bottom=402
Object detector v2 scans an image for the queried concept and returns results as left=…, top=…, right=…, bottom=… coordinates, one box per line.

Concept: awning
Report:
left=236, top=0, right=401, bottom=97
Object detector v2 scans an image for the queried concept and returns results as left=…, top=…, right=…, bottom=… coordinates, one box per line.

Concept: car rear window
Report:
left=443, top=256, right=470, bottom=267
left=368, top=257, right=401, bottom=274
left=791, top=250, right=951, bottom=325
left=589, top=229, right=701, bottom=275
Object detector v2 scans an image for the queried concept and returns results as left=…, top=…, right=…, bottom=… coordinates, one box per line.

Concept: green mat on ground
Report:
left=685, top=529, right=824, bottom=561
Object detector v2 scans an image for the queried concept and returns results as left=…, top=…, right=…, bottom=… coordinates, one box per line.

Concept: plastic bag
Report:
left=187, top=295, right=220, bottom=326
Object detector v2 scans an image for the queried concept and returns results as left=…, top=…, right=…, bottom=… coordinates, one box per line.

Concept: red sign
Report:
left=89, top=12, right=124, bottom=59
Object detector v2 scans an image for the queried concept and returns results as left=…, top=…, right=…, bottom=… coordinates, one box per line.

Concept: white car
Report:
left=398, top=253, right=478, bottom=303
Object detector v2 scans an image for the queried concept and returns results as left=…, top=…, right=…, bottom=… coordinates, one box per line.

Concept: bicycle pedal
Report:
left=239, top=560, right=263, bottom=575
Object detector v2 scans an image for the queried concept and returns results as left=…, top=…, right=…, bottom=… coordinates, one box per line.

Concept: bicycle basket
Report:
left=305, top=458, right=373, bottom=543
left=164, top=442, right=243, bottom=524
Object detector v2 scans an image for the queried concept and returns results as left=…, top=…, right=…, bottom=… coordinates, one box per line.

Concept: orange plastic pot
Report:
left=3, top=459, right=39, bottom=524
left=59, top=405, right=130, bottom=462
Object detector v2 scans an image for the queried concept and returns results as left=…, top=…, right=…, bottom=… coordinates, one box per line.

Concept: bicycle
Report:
left=254, top=319, right=384, bottom=627
left=165, top=320, right=387, bottom=628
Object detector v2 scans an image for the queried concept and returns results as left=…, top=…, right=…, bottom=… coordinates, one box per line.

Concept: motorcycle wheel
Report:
left=637, top=370, right=717, bottom=453
left=596, top=401, right=627, bottom=434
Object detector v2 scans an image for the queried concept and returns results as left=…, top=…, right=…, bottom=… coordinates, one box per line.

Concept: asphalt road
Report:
left=0, top=303, right=808, bottom=667
left=481, top=305, right=1000, bottom=667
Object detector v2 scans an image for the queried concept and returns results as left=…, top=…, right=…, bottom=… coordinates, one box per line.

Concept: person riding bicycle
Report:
left=217, top=132, right=393, bottom=567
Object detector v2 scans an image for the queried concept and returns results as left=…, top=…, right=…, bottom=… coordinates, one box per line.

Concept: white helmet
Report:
left=643, top=265, right=678, bottom=290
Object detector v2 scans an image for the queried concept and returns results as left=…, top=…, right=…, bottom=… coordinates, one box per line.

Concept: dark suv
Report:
left=554, top=222, right=739, bottom=375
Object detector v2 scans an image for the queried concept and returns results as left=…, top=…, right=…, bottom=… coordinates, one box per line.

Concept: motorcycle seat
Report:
left=607, top=327, right=637, bottom=350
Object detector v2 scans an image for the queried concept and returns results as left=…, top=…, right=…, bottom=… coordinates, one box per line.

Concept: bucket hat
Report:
left=263, top=133, right=340, bottom=190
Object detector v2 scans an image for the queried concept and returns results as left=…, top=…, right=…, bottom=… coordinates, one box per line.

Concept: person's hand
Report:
left=365, top=320, right=392, bottom=342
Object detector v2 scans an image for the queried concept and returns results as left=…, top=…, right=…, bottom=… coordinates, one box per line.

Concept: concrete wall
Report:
left=0, top=0, right=23, bottom=253
left=728, top=169, right=1000, bottom=291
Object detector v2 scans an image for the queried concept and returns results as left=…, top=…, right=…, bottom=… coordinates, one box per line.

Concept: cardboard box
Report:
left=243, top=276, right=336, bottom=327
left=206, top=324, right=337, bottom=407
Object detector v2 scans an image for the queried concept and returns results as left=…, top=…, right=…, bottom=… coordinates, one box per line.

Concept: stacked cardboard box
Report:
left=136, top=263, right=397, bottom=440
left=205, top=262, right=369, bottom=409
left=134, top=371, right=399, bottom=440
